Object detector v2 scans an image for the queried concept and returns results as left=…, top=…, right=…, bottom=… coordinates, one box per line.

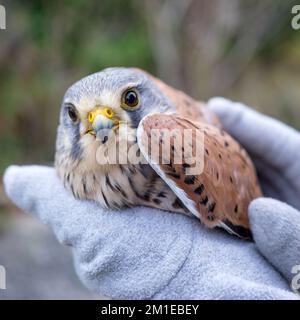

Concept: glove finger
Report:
left=3, top=165, right=105, bottom=245
left=252, top=156, right=300, bottom=210
left=207, top=98, right=300, bottom=175
left=249, top=197, right=300, bottom=289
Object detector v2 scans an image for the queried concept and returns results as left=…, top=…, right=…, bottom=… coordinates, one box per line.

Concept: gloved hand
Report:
left=3, top=98, right=300, bottom=300
left=208, top=97, right=300, bottom=291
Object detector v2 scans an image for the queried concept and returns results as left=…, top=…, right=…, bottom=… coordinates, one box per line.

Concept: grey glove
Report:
left=3, top=165, right=298, bottom=300
left=208, top=97, right=300, bottom=290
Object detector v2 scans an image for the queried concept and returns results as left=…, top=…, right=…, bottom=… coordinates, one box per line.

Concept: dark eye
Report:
left=66, top=104, right=78, bottom=122
left=122, top=89, right=139, bottom=108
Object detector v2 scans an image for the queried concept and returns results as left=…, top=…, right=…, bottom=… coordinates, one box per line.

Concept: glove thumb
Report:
left=249, top=197, right=300, bottom=292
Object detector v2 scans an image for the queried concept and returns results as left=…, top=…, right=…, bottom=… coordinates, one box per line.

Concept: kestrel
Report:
left=55, top=67, right=262, bottom=239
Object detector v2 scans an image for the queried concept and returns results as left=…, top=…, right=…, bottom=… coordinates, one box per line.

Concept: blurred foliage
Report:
left=0, top=0, right=154, bottom=174
left=0, top=0, right=300, bottom=177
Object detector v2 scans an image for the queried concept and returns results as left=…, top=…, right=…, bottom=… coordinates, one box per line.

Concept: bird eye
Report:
left=66, top=104, right=78, bottom=122
left=122, top=89, right=139, bottom=109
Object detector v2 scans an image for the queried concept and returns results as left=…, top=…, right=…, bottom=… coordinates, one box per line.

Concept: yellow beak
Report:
left=88, top=107, right=115, bottom=132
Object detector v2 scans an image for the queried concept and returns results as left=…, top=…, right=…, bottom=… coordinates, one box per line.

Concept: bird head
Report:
left=55, top=67, right=175, bottom=170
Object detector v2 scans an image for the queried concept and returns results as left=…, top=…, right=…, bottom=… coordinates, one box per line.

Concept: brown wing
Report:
left=137, top=113, right=262, bottom=239
left=132, top=68, right=221, bottom=127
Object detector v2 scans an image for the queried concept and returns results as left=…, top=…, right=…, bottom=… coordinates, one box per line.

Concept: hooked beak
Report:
left=87, top=107, right=117, bottom=134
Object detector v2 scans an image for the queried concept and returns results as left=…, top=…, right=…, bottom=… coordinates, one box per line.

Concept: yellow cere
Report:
left=88, top=107, right=114, bottom=123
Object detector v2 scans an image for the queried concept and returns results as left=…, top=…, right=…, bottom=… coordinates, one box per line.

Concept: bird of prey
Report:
left=55, top=67, right=262, bottom=239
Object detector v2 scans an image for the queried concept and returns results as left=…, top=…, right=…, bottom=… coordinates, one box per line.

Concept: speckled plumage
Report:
left=55, top=67, right=262, bottom=238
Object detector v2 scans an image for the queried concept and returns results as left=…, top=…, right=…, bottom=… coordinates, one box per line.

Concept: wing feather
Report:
left=137, top=113, right=262, bottom=239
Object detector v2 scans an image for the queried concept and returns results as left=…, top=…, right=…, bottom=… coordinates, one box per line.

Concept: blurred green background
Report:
left=0, top=0, right=299, bottom=299
left=1, top=0, right=300, bottom=177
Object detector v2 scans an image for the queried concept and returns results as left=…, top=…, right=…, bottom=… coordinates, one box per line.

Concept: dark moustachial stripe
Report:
left=70, top=124, right=83, bottom=160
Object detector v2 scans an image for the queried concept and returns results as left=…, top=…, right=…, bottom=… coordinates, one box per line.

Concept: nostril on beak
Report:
left=103, top=108, right=113, bottom=119
left=88, top=112, right=94, bottom=123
